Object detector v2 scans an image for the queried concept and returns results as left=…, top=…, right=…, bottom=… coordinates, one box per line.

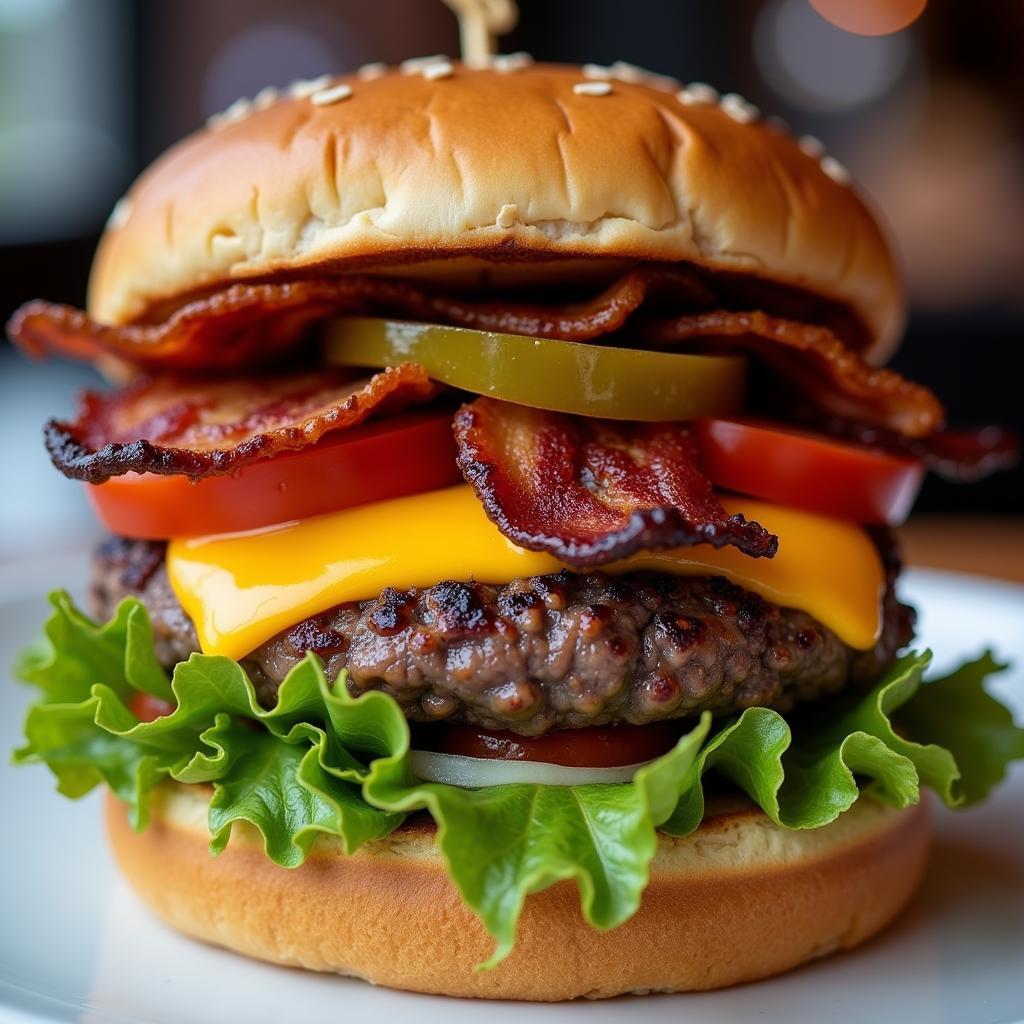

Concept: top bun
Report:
left=88, top=61, right=903, bottom=362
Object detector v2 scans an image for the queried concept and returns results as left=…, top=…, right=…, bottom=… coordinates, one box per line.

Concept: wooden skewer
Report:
left=441, top=0, right=519, bottom=64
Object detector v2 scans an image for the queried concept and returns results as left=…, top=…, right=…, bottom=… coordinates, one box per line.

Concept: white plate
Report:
left=0, top=562, right=1021, bottom=1024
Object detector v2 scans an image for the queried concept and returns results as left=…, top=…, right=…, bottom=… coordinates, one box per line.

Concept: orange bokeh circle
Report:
left=809, top=0, right=927, bottom=36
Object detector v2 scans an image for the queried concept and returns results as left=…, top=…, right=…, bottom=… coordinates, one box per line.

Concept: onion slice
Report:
left=409, top=749, right=657, bottom=788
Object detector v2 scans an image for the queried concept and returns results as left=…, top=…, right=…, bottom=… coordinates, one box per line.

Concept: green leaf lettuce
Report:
left=13, top=592, right=1024, bottom=964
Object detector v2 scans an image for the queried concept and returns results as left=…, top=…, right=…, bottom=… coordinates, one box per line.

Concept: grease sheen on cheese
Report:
left=167, top=484, right=884, bottom=661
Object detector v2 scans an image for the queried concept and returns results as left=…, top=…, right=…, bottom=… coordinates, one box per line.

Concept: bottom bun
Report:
left=105, top=784, right=930, bottom=1001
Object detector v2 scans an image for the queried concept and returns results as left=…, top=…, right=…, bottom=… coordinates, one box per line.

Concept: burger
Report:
left=8, top=57, right=1022, bottom=1001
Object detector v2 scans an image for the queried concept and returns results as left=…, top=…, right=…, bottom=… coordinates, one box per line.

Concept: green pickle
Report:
left=323, top=317, right=747, bottom=421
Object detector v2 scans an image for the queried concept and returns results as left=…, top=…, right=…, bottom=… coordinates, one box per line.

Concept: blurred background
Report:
left=0, top=0, right=1021, bottom=570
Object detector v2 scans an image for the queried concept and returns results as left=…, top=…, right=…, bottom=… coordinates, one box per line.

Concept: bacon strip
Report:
left=641, top=310, right=945, bottom=440
left=10, top=270, right=1006, bottom=478
left=8, top=270, right=690, bottom=373
left=11, top=283, right=337, bottom=373
left=914, top=427, right=1018, bottom=482
left=454, top=398, right=778, bottom=568
left=821, top=420, right=1020, bottom=484
left=403, top=267, right=685, bottom=340
left=46, top=365, right=440, bottom=483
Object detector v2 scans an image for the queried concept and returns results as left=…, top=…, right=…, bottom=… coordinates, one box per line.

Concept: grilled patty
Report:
left=91, top=537, right=914, bottom=736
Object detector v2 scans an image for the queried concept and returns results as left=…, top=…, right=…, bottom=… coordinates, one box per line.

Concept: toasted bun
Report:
left=105, top=784, right=929, bottom=1001
left=88, top=63, right=903, bottom=361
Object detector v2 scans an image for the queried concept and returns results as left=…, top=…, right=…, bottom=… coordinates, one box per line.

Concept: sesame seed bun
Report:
left=88, top=63, right=903, bottom=362
left=105, top=784, right=930, bottom=1001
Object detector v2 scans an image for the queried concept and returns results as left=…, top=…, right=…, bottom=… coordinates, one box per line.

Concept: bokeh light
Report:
left=755, top=0, right=914, bottom=112
left=855, top=81, right=1024, bottom=312
left=0, top=0, right=128, bottom=242
left=201, top=21, right=356, bottom=117
left=810, top=0, right=927, bottom=37
left=0, top=122, right=125, bottom=241
left=0, top=0, right=66, bottom=32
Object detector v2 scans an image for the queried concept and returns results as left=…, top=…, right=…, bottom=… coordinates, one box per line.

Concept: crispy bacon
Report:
left=7, top=270, right=688, bottom=373
left=640, top=310, right=945, bottom=440
left=820, top=420, right=1020, bottom=483
left=915, top=427, right=1019, bottom=482
left=454, top=398, right=778, bottom=568
left=10, top=283, right=339, bottom=372
left=10, top=269, right=1010, bottom=479
left=46, top=365, right=440, bottom=483
left=402, top=267, right=686, bottom=340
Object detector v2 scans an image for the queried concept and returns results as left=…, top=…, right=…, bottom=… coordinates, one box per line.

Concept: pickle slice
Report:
left=323, top=317, right=747, bottom=421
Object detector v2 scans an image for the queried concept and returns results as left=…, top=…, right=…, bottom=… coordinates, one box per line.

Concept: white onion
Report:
left=409, top=749, right=657, bottom=788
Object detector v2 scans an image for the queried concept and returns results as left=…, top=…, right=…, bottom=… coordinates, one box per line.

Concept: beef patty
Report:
left=91, top=537, right=914, bottom=736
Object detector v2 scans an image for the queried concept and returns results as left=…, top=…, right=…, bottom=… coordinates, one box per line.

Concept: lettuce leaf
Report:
left=15, top=592, right=403, bottom=842
left=359, top=707, right=712, bottom=964
left=894, top=651, right=1024, bottom=804
left=13, top=592, right=1024, bottom=964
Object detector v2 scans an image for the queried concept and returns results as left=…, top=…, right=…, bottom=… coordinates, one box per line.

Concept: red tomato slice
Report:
left=129, top=692, right=176, bottom=723
left=693, top=417, right=924, bottom=525
left=430, top=722, right=680, bottom=768
left=86, top=410, right=461, bottom=539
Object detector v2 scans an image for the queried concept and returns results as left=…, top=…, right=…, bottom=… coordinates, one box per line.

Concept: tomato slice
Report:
left=427, top=722, right=680, bottom=768
left=86, top=409, right=462, bottom=539
left=129, top=692, right=176, bottom=723
left=693, top=417, right=924, bottom=525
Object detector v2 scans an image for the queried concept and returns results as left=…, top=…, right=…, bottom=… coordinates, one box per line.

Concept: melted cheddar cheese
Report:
left=167, top=485, right=884, bottom=660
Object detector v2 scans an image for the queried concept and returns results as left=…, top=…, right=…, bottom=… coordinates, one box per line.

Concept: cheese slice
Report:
left=167, top=484, right=884, bottom=661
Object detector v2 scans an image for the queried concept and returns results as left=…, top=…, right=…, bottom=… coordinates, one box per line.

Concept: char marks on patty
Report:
left=91, top=537, right=913, bottom=736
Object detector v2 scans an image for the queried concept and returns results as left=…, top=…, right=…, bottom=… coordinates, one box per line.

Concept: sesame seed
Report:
left=720, top=92, right=759, bottom=123
left=401, top=54, right=448, bottom=74
left=609, top=60, right=678, bottom=91
left=574, top=81, right=613, bottom=96
left=492, top=51, right=533, bottom=73
left=820, top=156, right=851, bottom=184
left=358, top=61, right=388, bottom=80
left=496, top=203, right=518, bottom=228
left=677, top=82, right=719, bottom=106
left=106, top=196, right=132, bottom=231
left=610, top=60, right=646, bottom=83
left=211, top=97, right=252, bottom=128
left=311, top=83, right=353, bottom=106
left=798, top=135, right=825, bottom=158
left=252, top=85, right=279, bottom=110
left=650, top=73, right=682, bottom=91
left=582, top=63, right=613, bottom=79
left=422, top=61, right=454, bottom=80
left=288, top=74, right=332, bottom=99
